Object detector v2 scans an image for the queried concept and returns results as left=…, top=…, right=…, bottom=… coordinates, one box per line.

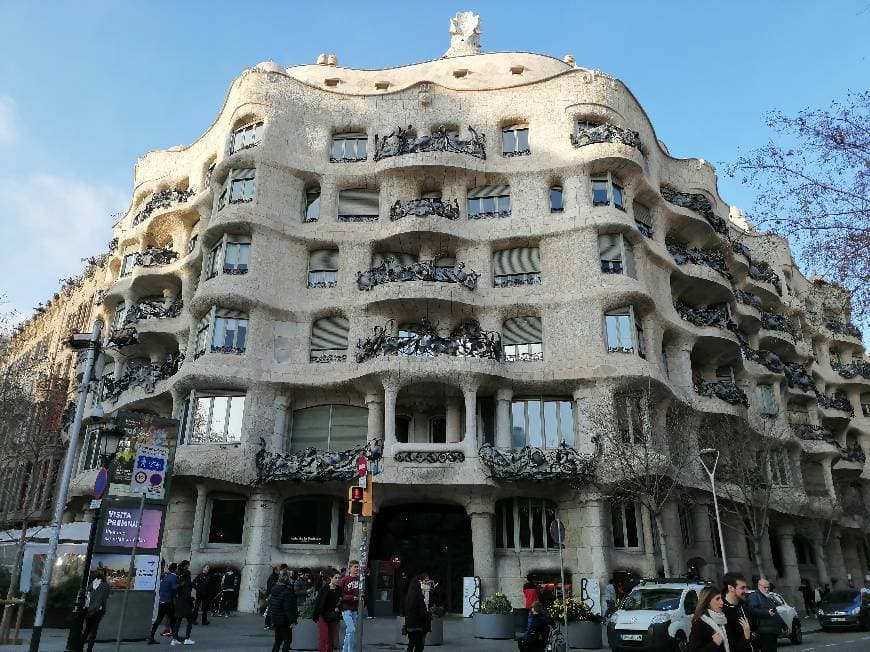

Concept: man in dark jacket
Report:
left=264, top=567, right=279, bottom=629
left=269, top=570, right=299, bottom=652
left=192, top=565, right=214, bottom=625
left=148, top=563, right=179, bottom=644
left=746, top=579, right=786, bottom=652
left=519, top=601, right=551, bottom=652
left=721, top=572, right=752, bottom=652
left=81, top=569, right=109, bottom=652
left=172, top=569, right=196, bottom=645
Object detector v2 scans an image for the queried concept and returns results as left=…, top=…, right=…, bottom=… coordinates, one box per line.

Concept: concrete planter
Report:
left=566, top=621, right=602, bottom=649
left=290, top=619, right=319, bottom=650
left=473, top=613, right=515, bottom=639
left=394, top=616, right=444, bottom=646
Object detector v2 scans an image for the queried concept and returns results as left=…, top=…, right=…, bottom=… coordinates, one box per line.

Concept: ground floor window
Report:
left=611, top=501, right=642, bottom=550
left=281, top=497, right=345, bottom=546
left=207, top=495, right=246, bottom=544
left=495, top=497, right=558, bottom=551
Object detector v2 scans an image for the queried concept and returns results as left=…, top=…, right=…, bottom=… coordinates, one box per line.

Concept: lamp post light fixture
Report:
left=698, top=447, right=729, bottom=574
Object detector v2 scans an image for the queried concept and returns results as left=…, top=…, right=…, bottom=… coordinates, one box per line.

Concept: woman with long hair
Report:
left=404, top=573, right=432, bottom=652
left=688, top=586, right=732, bottom=652
left=312, top=571, right=343, bottom=652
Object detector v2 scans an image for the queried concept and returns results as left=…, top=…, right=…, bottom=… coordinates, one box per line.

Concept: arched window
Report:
left=230, top=120, right=263, bottom=154
left=304, top=186, right=321, bottom=222
left=310, top=316, right=349, bottom=362
left=495, top=497, right=558, bottom=551
left=290, top=405, right=367, bottom=451
left=281, top=497, right=346, bottom=547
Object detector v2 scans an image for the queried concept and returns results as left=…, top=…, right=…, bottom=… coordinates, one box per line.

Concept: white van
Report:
left=607, top=579, right=708, bottom=652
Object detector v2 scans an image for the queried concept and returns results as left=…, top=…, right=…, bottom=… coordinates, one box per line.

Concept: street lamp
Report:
left=698, top=448, right=729, bottom=574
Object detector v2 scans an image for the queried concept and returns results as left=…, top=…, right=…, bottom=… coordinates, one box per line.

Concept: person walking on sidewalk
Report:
left=192, top=565, right=215, bottom=626
left=721, top=572, right=752, bottom=652
left=148, top=563, right=180, bottom=644
left=338, top=560, right=362, bottom=652
left=746, top=579, right=786, bottom=652
left=518, top=600, right=551, bottom=652
left=264, top=566, right=280, bottom=629
left=522, top=574, right=541, bottom=610
left=171, top=568, right=196, bottom=646
left=313, top=572, right=343, bottom=652
left=269, top=569, right=299, bottom=652
left=403, top=574, right=432, bottom=652
left=80, top=569, right=109, bottom=652
left=798, top=580, right=815, bottom=618
left=220, top=568, right=240, bottom=615
left=688, top=587, right=737, bottom=652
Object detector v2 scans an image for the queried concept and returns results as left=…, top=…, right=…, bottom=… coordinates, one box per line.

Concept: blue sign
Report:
left=135, top=455, right=165, bottom=472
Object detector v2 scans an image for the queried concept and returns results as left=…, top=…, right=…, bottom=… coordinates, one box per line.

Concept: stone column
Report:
left=366, top=392, right=384, bottom=442
left=692, top=502, right=717, bottom=574
left=821, top=459, right=837, bottom=500
left=578, top=498, right=611, bottom=587
left=462, top=382, right=479, bottom=458
left=813, top=533, right=831, bottom=587
left=572, top=388, right=593, bottom=454
left=446, top=399, right=462, bottom=444
left=640, top=506, right=657, bottom=577
left=666, top=338, right=695, bottom=395
left=468, top=507, right=497, bottom=597
left=239, top=491, right=276, bottom=613
left=775, top=523, right=802, bottom=596
left=826, top=527, right=848, bottom=587
left=495, top=388, right=513, bottom=448
left=272, top=394, right=290, bottom=452
left=384, top=385, right=398, bottom=453
left=189, top=483, right=208, bottom=555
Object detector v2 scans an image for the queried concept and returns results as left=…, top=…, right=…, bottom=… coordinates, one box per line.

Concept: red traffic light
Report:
left=351, top=486, right=364, bottom=502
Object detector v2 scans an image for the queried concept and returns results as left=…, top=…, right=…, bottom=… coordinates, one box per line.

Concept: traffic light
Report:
left=348, top=478, right=373, bottom=517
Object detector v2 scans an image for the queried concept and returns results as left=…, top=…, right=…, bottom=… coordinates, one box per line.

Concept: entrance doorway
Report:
left=370, top=504, right=473, bottom=614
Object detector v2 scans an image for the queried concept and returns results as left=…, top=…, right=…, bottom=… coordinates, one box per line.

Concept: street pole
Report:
left=353, top=515, right=371, bottom=652
left=30, top=320, right=102, bottom=652
left=114, top=492, right=146, bottom=651
left=699, top=449, right=729, bottom=574
left=64, top=498, right=102, bottom=652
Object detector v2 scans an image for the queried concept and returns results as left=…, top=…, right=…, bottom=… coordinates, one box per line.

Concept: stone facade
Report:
left=48, top=14, right=870, bottom=613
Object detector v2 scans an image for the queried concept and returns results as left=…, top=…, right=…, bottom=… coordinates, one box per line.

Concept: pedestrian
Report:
left=171, top=568, right=196, bottom=646
left=192, top=565, right=214, bottom=625
left=268, top=569, right=299, bottom=652
left=798, top=580, right=815, bottom=618
left=221, top=568, right=239, bottom=615
left=81, top=568, right=109, bottom=652
left=403, top=573, right=432, bottom=652
left=518, top=600, right=550, bottom=652
left=746, top=579, right=785, bottom=652
left=522, top=574, right=540, bottom=610
left=721, top=572, right=752, bottom=652
left=313, top=571, right=343, bottom=652
left=688, top=587, right=740, bottom=652
left=604, top=578, right=617, bottom=616
left=264, top=566, right=280, bottom=629
left=315, top=569, right=328, bottom=593
left=338, top=560, right=362, bottom=652
left=148, top=563, right=179, bottom=644
left=813, top=585, right=823, bottom=608
left=294, top=568, right=315, bottom=600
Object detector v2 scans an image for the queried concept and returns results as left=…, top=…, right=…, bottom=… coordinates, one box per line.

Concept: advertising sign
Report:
left=91, top=553, right=160, bottom=591
left=99, top=505, right=163, bottom=550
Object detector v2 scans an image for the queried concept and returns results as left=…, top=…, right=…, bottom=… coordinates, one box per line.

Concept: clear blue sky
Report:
left=1, top=0, right=867, bottom=323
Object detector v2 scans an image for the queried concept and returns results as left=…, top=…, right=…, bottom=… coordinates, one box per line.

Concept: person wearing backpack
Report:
left=269, top=569, right=299, bottom=652
left=313, top=571, right=343, bottom=652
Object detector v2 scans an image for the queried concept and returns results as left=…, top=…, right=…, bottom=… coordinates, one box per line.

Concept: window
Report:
left=716, top=366, right=735, bottom=384
left=615, top=394, right=648, bottom=443
left=787, top=405, right=810, bottom=424
left=187, top=221, right=200, bottom=254
left=549, top=186, right=564, bottom=212
left=290, top=405, right=367, bottom=451
left=468, top=185, right=511, bottom=218
left=230, top=121, right=263, bottom=153
left=493, top=247, right=541, bottom=287
left=661, top=344, right=670, bottom=377
left=310, top=316, right=349, bottom=362
left=78, top=425, right=103, bottom=471
left=605, top=306, right=645, bottom=357
left=758, top=385, right=778, bottom=416
left=308, top=249, right=339, bottom=288
left=396, top=415, right=411, bottom=443
left=110, top=302, right=127, bottom=332
left=304, top=186, right=321, bottom=222
left=598, top=233, right=636, bottom=277
left=502, top=125, right=530, bottom=156
left=510, top=397, right=574, bottom=448
left=205, top=162, right=216, bottom=189
left=337, top=188, right=379, bottom=222
left=184, top=393, right=246, bottom=444
left=229, top=169, right=255, bottom=203
left=120, top=251, right=137, bottom=277
left=206, top=235, right=251, bottom=279
left=591, top=173, right=624, bottom=209
left=207, top=495, right=246, bottom=544
left=495, top=497, right=558, bottom=551
left=331, top=133, right=367, bottom=161
left=282, top=498, right=345, bottom=546
left=194, top=313, right=210, bottom=358
left=860, top=393, right=870, bottom=418
left=503, top=316, right=543, bottom=362
left=211, top=308, right=248, bottom=354
left=611, top=502, right=642, bottom=549
left=633, top=202, right=653, bottom=238
left=429, top=416, right=447, bottom=444
left=769, top=449, right=790, bottom=486
left=678, top=503, right=694, bottom=547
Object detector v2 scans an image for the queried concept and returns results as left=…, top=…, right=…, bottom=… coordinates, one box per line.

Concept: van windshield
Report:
left=823, top=590, right=859, bottom=603
left=622, top=589, right=682, bottom=611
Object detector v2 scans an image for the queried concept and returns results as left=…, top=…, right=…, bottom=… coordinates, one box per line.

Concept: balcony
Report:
left=102, top=353, right=184, bottom=403
left=666, top=236, right=731, bottom=280
left=493, top=272, right=541, bottom=288
left=826, top=319, right=862, bottom=339
left=838, top=444, right=866, bottom=464
left=478, top=443, right=594, bottom=482
left=674, top=301, right=735, bottom=331
left=390, top=198, right=460, bottom=221
left=107, top=326, right=139, bottom=348
left=309, top=349, right=348, bottom=364
left=747, top=260, right=782, bottom=295
left=373, top=125, right=486, bottom=161
left=124, top=298, right=183, bottom=323
left=134, top=246, right=180, bottom=269
left=791, top=423, right=836, bottom=441
left=255, top=439, right=383, bottom=484
left=783, top=362, right=817, bottom=394
left=570, top=123, right=642, bottom=153
left=355, top=319, right=501, bottom=363
left=357, top=256, right=479, bottom=291
left=759, top=310, right=798, bottom=340
left=132, top=188, right=195, bottom=227
left=693, top=378, right=750, bottom=407
left=816, top=391, right=854, bottom=415
left=831, top=359, right=870, bottom=380
left=731, top=241, right=752, bottom=261
left=660, top=186, right=727, bottom=234
left=735, top=290, right=762, bottom=311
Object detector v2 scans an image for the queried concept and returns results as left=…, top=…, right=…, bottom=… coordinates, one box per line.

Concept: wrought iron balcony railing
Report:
left=135, top=246, right=179, bottom=268
left=107, top=326, right=138, bottom=348
left=666, top=236, right=731, bottom=280
left=124, top=298, right=183, bottom=324
left=731, top=241, right=752, bottom=260
left=831, top=359, right=870, bottom=380
left=826, top=320, right=862, bottom=339
left=132, top=188, right=195, bottom=227
left=693, top=377, right=750, bottom=407
left=759, top=310, right=797, bottom=340
left=357, top=256, right=479, bottom=291
left=102, top=353, right=184, bottom=403
left=674, top=301, right=734, bottom=330
left=570, top=123, right=643, bottom=153
left=255, top=438, right=384, bottom=484
left=373, top=125, right=486, bottom=161
left=747, top=260, right=782, bottom=295
left=660, top=186, right=727, bottom=234
left=838, top=444, right=866, bottom=464
left=790, top=423, right=835, bottom=441
left=394, top=450, right=466, bottom=463
left=735, top=289, right=763, bottom=310
left=478, top=443, right=595, bottom=482
left=309, top=350, right=348, bottom=364
left=493, top=272, right=541, bottom=288
left=816, top=391, right=854, bottom=415
left=783, top=362, right=817, bottom=394
left=635, top=220, right=653, bottom=239
left=390, top=197, right=461, bottom=221
left=356, top=318, right=501, bottom=363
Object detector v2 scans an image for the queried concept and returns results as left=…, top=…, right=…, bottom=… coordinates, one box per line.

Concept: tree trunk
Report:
left=751, top=536, right=766, bottom=581
left=0, top=520, right=28, bottom=643
left=653, top=511, right=672, bottom=577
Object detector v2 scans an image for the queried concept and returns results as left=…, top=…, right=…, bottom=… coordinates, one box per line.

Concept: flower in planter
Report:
left=299, top=595, right=317, bottom=620
left=479, top=592, right=513, bottom=615
left=548, top=597, right=603, bottom=623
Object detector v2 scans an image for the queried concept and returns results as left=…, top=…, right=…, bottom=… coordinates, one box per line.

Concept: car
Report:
left=746, top=589, right=802, bottom=644
left=606, top=579, right=707, bottom=652
left=817, top=588, right=870, bottom=631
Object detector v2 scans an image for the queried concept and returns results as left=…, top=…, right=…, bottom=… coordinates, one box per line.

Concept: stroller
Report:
left=518, top=621, right=566, bottom=652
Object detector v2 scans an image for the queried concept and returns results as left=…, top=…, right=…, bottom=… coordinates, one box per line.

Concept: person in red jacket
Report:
left=523, top=574, right=541, bottom=610
left=338, top=561, right=361, bottom=652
